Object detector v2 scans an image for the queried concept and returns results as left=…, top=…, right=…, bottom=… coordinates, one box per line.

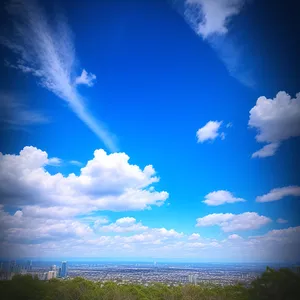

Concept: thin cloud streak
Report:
left=0, top=92, right=49, bottom=127
left=1, top=0, right=117, bottom=152
left=171, top=0, right=254, bottom=87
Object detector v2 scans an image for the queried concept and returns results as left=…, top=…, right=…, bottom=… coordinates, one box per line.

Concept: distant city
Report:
left=0, top=260, right=68, bottom=281
left=1, top=260, right=299, bottom=286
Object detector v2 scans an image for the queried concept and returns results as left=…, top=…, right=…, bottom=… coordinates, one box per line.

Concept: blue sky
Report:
left=0, top=0, right=299, bottom=263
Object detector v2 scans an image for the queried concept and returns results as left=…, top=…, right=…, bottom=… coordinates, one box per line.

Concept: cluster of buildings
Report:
left=188, top=274, right=198, bottom=284
left=0, top=260, right=32, bottom=280
left=0, top=260, right=68, bottom=281
left=37, top=262, right=68, bottom=280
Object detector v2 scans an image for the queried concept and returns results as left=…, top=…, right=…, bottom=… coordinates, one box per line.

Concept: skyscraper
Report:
left=26, top=260, right=32, bottom=271
left=60, top=261, right=68, bottom=278
left=50, top=265, right=56, bottom=271
left=9, top=260, right=16, bottom=273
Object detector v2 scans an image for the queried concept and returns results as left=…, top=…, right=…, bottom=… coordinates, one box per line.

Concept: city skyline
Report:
left=0, top=0, right=299, bottom=263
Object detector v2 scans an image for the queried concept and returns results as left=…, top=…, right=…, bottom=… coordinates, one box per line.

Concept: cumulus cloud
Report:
left=196, top=120, right=225, bottom=142
left=196, top=212, right=271, bottom=232
left=93, top=217, right=110, bottom=226
left=0, top=202, right=185, bottom=257
left=0, top=206, right=93, bottom=245
left=1, top=198, right=298, bottom=262
left=202, top=190, right=245, bottom=206
left=75, top=69, right=96, bottom=87
left=256, top=186, right=300, bottom=203
left=251, top=142, right=280, bottom=158
left=188, top=233, right=201, bottom=240
left=228, top=233, right=242, bottom=240
left=1, top=0, right=117, bottom=151
left=98, top=217, right=148, bottom=233
left=172, top=0, right=253, bottom=86
left=247, top=226, right=300, bottom=262
left=0, top=146, right=169, bottom=211
left=249, top=91, right=300, bottom=157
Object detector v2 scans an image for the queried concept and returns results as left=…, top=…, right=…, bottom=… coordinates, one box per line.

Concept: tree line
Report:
left=0, top=267, right=300, bottom=300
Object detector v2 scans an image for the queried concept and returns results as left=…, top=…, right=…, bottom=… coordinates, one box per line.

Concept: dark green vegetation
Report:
left=0, top=267, right=299, bottom=300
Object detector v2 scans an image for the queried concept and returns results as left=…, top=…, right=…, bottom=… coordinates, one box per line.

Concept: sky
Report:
left=0, top=0, right=299, bottom=263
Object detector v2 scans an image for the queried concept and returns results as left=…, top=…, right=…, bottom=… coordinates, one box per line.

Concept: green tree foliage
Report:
left=0, top=267, right=299, bottom=300
left=248, top=266, right=300, bottom=300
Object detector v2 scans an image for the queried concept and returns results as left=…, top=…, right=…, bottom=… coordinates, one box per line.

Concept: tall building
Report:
left=50, top=265, right=56, bottom=271
left=60, top=261, right=68, bottom=278
left=47, top=271, right=56, bottom=280
left=188, top=274, right=198, bottom=284
left=26, top=260, right=32, bottom=271
left=9, top=260, right=16, bottom=273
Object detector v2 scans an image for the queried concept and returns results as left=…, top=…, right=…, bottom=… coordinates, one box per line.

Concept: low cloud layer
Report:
left=1, top=201, right=298, bottom=262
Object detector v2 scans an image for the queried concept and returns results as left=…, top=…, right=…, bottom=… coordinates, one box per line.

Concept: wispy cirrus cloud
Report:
left=171, top=0, right=254, bottom=87
left=0, top=91, right=49, bottom=128
left=256, top=186, right=300, bottom=203
left=1, top=0, right=117, bottom=151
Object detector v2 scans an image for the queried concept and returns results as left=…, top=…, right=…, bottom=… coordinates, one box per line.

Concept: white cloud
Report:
left=251, top=142, right=280, bottom=158
left=174, top=0, right=253, bottom=86
left=249, top=91, right=300, bottom=157
left=256, top=186, right=300, bottom=203
left=228, top=234, right=242, bottom=240
left=93, top=217, right=110, bottom=226
left=1, top=197, right=299, bottom=262
left=184, top=0, right=245, bottom=38
left=276, top=218, right=288, bottom=224
left=247, top=226, right=300, bottom=261
left=69, top=160, right=83, bottom=166
left=0, top=206, right=93, bottom=245
left=196, top=212, right=271, bottom=232
left=1, top=0, right=117, bottom=151
left=0, top=146, right=169, bottom=211
left=253, top=226, right=300, bottom=243
left=98, top=217, right=148, bottom=233
left=0, top=92, right=49, bottom=127
left=47, top=157, right=62, bottom=166
left=75, top=69, right=96, bottom=87
left=21, top=206, right=83, bottom=220
left=202, top=190, right=245, bottom=206
left=188, top=233, right=201, bottom=240
left=196, top=120, right=224, bottom=143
